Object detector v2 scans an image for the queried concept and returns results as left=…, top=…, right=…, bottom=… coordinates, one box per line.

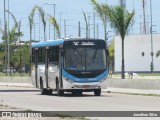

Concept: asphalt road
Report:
left=0, top=86, right=160, bottom=112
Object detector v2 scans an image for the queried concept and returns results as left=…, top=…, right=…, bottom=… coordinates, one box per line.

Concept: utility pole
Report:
left=93, top=12, right=96, bottom=38
left=4, top=0, right=7, bottom=76
left=8, top=0, right=10, bottom=76
left=44, top=3, right=56, bottom=39
left=60, top=12, right=62, bottom=38
left=64, top=20, right=66, bottom=38
left=88, top=16, right=90, bottom=38
left=49, top=20, right=50, bottom=40
left=119, top=0, right=126, bottom=8
left=142, top=0, right=146, bottom=34
left=150, top=0, right=154, bottom=73
left=96, top=23, right=99, bottom=38
left=19, top=21, right=22, bottom=76
left=39, top=13, right=41, bottom=41
left=78, top=21, right=81, bottom=37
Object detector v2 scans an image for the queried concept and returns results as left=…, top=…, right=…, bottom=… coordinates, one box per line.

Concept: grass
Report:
left=0, top=72, right=29, bottom=77
left=138, top=73, right=160, bottom=77
left=111, top=73, right=160, bottom=77
left=128, top=93, right=160, bottom=97
left=112, top=91, right=160, bottom=97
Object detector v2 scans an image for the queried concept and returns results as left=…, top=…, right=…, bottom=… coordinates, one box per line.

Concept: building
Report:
left=114, top=34, right=160, bottom=73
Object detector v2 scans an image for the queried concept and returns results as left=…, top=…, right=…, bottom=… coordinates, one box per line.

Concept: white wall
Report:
left=114, top=34, right=160, bottom=72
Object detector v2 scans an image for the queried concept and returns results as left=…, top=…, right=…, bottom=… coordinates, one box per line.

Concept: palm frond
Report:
left=91, top=0, right=109, bottom=25
left=28, top=5, right=37, bottom=29
left=36, top=5, right=46, bottom=26
left=82, top=10, right=88, bottom=38
left=5, top=10, right=18, bottom=29
left=49, top=15, right=60, bottom=39
left=108, top=6, right=134, bottom=40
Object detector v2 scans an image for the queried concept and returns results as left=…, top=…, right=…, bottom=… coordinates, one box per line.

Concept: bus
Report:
left=31, top=38, right=108, bottom=96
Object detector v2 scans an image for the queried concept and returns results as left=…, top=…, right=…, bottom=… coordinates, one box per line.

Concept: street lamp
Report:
left=44, top=3, right=56, bottom=40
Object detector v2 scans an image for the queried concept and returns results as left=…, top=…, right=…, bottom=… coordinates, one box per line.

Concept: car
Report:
left=3, top=67, right=16, bottom=73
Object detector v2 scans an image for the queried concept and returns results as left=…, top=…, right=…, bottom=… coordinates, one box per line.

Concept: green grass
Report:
left=0, top=72, right=29, bottom=77
left=138, top=73, right=160, bottom=77
left=111, top=73, right=160, bottom=77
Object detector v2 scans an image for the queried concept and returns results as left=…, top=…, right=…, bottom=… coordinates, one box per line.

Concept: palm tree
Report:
left=36, top=6, right=46, bottom=41
left=108, top=6, right=134, bottom=79
left=108, top=40, right=114, bottom=73
left=91, top=0, right=109, bottom=43
left=5, top=10, right=19, bottom=43
left=49, top=16, right=60, bottom=39
left=82, top=10, right=88, bottom=38
left=28, top=5, right=36, bottom=76
left=28, top=5, right=36, bottom=42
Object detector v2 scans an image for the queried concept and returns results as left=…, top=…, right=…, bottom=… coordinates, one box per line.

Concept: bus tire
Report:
left=94, top=89, right=101, bottom=96
left=40, top=79, right=47, bottom=95
left=47, top=89, right=53, bottom=95
left=56, top=80, right=64, bottom=96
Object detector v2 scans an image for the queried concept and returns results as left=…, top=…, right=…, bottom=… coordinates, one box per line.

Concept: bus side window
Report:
left=38, top=48, right=41, bottom=63
left=55, top=46, right=59, bottom=62
left=37, top=48, right=45, bottom=63
left=32, top=48, right=35, bottom=63
left=49, top=46, right=59, bottom=63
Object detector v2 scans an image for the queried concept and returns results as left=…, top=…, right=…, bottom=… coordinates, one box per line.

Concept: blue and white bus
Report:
left=31, top=38, right=108, bottom=96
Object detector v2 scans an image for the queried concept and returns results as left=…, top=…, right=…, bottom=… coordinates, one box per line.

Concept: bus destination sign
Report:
left=73, top=41, right=95, bottom=46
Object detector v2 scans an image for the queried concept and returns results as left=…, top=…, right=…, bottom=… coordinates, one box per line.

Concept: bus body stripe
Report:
left=32, top=40, right=64, bottom=48
left=62, top=69, right=108, bottom=83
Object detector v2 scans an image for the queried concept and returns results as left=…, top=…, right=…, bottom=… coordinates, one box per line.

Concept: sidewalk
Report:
left=0, top=82, right=33, bottom=87
left=104, top=87, right=160, bottom=96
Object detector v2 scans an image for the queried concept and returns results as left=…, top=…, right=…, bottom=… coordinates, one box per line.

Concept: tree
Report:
left=91, top=0, right=109, bottom=42
left=28, top=5, right=36, bottom=76
left=82, top=11, right=89, bottom=38
left=107, top=6, right=134, bottom=79
left=108, top=41, right=114, bottom=73
left=10, top=44, right=30, bottom=72
left=0, top=10, right=23, bottom=44
left=36, top=6, right=46, bottom=41
left=49, top=16, right=60, bottom=39
left=0, top=11, right=24, bottom=74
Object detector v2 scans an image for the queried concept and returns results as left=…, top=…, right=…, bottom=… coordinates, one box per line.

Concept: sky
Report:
left=0, top=0, right=159, bottom=43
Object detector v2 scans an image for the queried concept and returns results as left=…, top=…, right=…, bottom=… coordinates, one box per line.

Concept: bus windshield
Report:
left=64, top=47, right=106, bottom=71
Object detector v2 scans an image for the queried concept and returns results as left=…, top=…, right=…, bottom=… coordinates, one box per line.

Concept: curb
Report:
left=103, top=87, right=160, bottom=96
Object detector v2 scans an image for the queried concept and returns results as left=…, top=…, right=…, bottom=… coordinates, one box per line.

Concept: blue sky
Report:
left=0, top=0, right=159, bottom=42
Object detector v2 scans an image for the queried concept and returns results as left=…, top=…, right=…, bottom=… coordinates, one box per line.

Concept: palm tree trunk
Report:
left=29, top=28, right=32, bottom=76
left=121, top=38, right=125, bottom=79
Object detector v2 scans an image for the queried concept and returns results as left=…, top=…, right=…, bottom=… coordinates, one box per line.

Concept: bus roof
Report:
left=31, top=38, right=105, bottom=48
left=64, top=38, right=104, bottom=41
left=32, top=39, right=64, bottom=48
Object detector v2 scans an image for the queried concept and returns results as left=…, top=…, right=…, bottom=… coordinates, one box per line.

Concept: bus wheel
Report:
left=56, top=81, right=64, bottom=96
left=94, top=89, right=101, bottom=96
left=40, top=80, right=47, bottom=95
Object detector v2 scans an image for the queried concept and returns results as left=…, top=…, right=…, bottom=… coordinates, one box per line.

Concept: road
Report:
left=0, top=86, right=160, bottom=112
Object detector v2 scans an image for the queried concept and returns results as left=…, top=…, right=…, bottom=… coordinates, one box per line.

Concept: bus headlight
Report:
left=63, top=77, right=74, bottom=83
left=99, top=77, right=107, bottom=83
